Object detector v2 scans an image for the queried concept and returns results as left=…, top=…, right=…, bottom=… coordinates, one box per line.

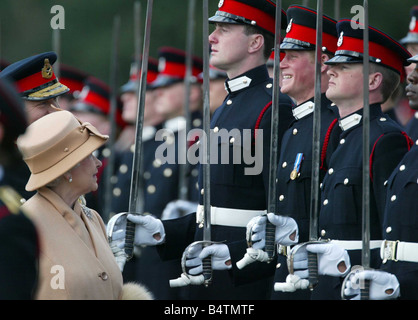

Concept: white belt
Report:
left=381, top=240, right=418, bottom=263
left=330, top=240, right=382, bottom=250
left=196, top=205, right=266, bottom=228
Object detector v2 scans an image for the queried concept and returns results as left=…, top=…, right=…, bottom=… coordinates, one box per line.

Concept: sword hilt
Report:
left=307, top=251, right=319, bottom=290
left=360, top=279, right=370, bottom=300
left=264, top=221, right=276, bottom=262
left=124, top=220, right=136, bottom=260
left=202, top=243, right=212, bottom=287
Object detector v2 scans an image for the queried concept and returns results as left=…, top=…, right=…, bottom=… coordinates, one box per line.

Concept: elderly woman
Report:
left=17, top=110, right=151, bottom=300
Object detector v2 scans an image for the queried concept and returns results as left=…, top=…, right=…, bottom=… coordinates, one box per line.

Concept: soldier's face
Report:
left=154, top=82, right=184, bottom=119
left=209, top=23, right=250, bottom=77
left=326, top=63, right=364, bottom=114
left=24, top=98, right=60, bottom=124
left=406, top=63, right=418, bottom=110
left=280, top=50, right=315, bottom=105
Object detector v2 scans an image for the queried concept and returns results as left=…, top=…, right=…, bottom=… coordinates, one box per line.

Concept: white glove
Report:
left=161, top=200, right=198, bottom=220
left=248, top=213, right=299, bottom=249
left=308, top=243, right=351, bottom=277
left=106, top=213, right=165, bottom=247
left=289, top=242, right=350, bottom=279
left=185, top=242, right=232, bottom=275
left=343, top=269, right=400, bottom=300
left=274, top=274, right=310, bottom=292
left=128, top=214, right=165, bottom=246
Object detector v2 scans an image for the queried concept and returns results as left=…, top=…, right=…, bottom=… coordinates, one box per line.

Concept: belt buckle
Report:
left=277, top=244, right=288, bottom=256
left=382, top=240, right=399, bottom=263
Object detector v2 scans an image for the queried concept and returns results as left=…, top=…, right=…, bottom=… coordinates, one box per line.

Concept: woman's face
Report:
left=70, top=153, right=102, bottom=195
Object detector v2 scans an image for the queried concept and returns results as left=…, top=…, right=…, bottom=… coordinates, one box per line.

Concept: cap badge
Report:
left=218, top=0, right=224, bottom=8
left=410, top=16, right=416, bottom=32
left=158, top=57, right=166, bottom=73
left=286, top=18, right=293, bottom=33
left=337, top=31, right=344, bottom=47
left=41, top=58, right=53, bottom=79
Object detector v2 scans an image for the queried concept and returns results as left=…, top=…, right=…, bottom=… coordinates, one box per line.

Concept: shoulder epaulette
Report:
left=0, top=186, right=23, bottom=214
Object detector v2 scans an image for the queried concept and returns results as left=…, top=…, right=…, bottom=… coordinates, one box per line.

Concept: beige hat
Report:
left=17, top=110, right=109, bottom=191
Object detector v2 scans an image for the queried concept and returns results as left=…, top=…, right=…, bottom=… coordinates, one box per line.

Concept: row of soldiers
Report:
left=1, top=0, right=418, bottom=300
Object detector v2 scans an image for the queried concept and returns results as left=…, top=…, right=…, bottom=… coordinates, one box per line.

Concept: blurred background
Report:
left=0, top=0, right=416, bottom=88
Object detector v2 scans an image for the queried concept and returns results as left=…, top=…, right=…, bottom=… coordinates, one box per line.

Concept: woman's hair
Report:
left=45, top=163, right=81, bottom=188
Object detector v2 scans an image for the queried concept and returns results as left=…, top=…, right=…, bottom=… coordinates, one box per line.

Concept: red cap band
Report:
left=338, top=36, right=404, bottom=75
left=16, top=70, right=57, bottom=93
left=82, top=91, right=109, bottom=114
left=219, top=0, right=275, bottom=34
left=286, top=23, right=337, bottom=53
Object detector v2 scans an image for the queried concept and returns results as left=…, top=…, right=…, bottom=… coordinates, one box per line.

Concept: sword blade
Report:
left=202, top=0, right=212, bottom=286
left=308, top=0, right=323, bottom=290
left=264, top=0, right=283, bottom=262
left=125, top=0, right=154, bottom=260
left=361, top=0, right=371, bottom=300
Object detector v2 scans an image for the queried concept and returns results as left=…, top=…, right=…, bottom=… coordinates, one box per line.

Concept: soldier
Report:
left=0, top=51, right=69, bottom=201
left=198, top=65, right=228, bottom=116
left=58, top=64, right=89, bottom=111
left=403, top=6, right=418, bottom=141
left=0, top=77, right=39, bottom=300
left=341, top=54, right=418, bottom=300
left=246, top=5, right=340, bottom=300
left=290, top=20, right=413, bottom=300
left=108, top=0, right=295, bottom=300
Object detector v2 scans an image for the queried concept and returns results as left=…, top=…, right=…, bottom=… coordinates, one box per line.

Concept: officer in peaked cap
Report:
left=257, top=5, right=339, bottom=300
left=122, top=0, right=295, bottom=300
left=0, top=77, right=39, bottom=299
left=58, top=64, right=90, bottom=111
left=345, top=53, right=418, bottom=300
left=0, top=51, right=68, bottom=201
left=0, top=51, right=69, bottom=124
left=292, top=20, right=413, bottom=300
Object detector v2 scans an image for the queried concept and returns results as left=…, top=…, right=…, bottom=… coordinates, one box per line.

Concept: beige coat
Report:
left=22, top=187, right=123, bottom=300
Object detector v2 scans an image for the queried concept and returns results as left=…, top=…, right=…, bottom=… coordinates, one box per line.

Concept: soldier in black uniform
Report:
left=247, top=5, right=339, bottom=300
left=291, top=20, right=413, bottom=300
left=0, top=77, right=39, bottom=300
left=342, top=54, right=418, bottom=300
left=108, top=0, right=295, bottom=300
left=0, top=51, right=69, bottom=201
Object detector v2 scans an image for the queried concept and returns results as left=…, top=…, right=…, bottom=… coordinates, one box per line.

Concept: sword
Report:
left=124, top=0, right=154, bottom=261
left=178, top=0, right=196, bottom=202
left=360, top=0, right=371, bottom=300
left=306, top=0, right=323, bottom=291
left=201, top=0, right=212, bottom=286
left=103, top=15, right=121, bottom=223
left=264, top=0, right=284, bottom=263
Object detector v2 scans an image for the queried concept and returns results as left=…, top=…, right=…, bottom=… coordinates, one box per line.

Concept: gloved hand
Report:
left=161, top=200, right=198, bottom=220
left=290, top=242, right=351, bottom=279
left=106, top=213, right=165, bottom=247
left=185, top=242, right=232, bottom=275
left=343, top=269, right=400, bottom=300
left=247, top=212, right=299, bottom=249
